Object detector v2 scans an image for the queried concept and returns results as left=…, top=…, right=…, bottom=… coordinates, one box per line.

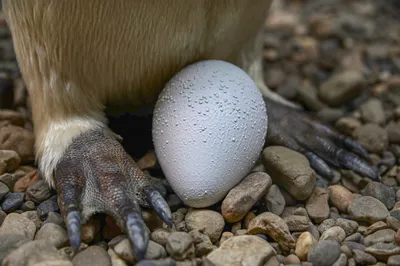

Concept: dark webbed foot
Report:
left=54, top=127, right=173, bottom=260
left=264, top=97, right=379, bottom=181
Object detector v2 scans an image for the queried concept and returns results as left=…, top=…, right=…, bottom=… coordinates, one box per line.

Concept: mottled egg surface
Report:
left=152, top=60, right=268, bottom=208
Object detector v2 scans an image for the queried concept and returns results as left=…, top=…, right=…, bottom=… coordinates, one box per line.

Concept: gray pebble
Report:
left=353, top=249, right=377, bottom=265
left=2, top=239, right=72, bottom=266
left=0, top=210, right=6, bottom=225
left=72, top=246, right=111, bottom=266
left=307, top=240, right=341, bottom=266
left=335, top=218, right=359, bottom=236
left=37, top=195, right=59, bottom=220
left=26, top=179, right=52, bottom=204
left=332, top=253, right=347, bottom=266
left=264, top=184, right=286, bottom=216
left=166, top=194, right=183, bottom=212
left=348, top=196, right=389, bottom=224
left=344, top=232, right=362, bottom=243
left=1, top=192, right=24, bottom=213
left=361, top=181, right=396, bottom=210
left=166, top=232, right=195, bottom=261
left=20, top=200, right=35, bottom=211
left=355, top=123, right=389, bottom=154
left=34, top=223, right=69, bottom=248
left=151, top=228, right=173, bottom=247
left=320, top=226, right=346, bottom=242
left=360, top=98, right=385, bottom=125
left=20, top=210, right=42, bottom=229
left=364, top=228, right=396, bottom=246
left=43, top=212, right=65, bottom=228
left=136, top=258, right=176, bottom=266
left=0, top=181, right=9, bottom=200
left=388, top=255, right=400, bottom=266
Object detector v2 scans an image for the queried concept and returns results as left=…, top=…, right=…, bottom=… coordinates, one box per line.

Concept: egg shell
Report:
left=152, top=60, right=268, bottom=208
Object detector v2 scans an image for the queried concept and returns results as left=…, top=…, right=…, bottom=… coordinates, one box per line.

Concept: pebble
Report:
left=0, top=150, right=20, bottom=175
left=364, top=243, right=400, bottom=261
left=151, top=228, right=173, bottom=247
left=364, top=228, right=396, bottom=246
left=348, top=196, right=389, bottom=223
left=355, top=123, right=389, bottom=153
left=0, top=213, right=36, bottom=241
left=388, top=216, right=400, bottom=231
left=42, top=212, right=65, bottom=228
left=262, top=146, right=316, bottom=200
left=219, top=232, right=234, bottom=245
left=72, top=246, right=112, bottom=266
left=353, top=249, right=377, bottom=265
left=305, top=187, right=329, bottom=223
left=37, top=195, right=59, bottom=219
left=335, top=117, right=361, bottom=136
left=332, top=253, right=347, bottom=266
left=283, top=215, right=310, bottom=232
left=0, top=181, right=9, bottom=200
left=25, top=179, right=51, bottom=204
left=1, top=192, right=24, bottom=212
left=318, top=70, right=364, bottom=106
left=113, top=237, right=167, bottom=263
left=81, top=220, right=100, bottom=244
left=264, top=184, right=286, bottom=216
left=0, top=210, right=6, bottom=225
left=387, top=121, right=400, bottom=144
left=2, top=240, right=72, bottom=266
left=243, top=212, right=256, bottom=229
left=0, top=124, right=35, bottom=163
left=166, top=232, right=194, bottom=261
left=185, top=209, right=224, bottom=243
left=247, top=212, right=295, bottom=251
left=365, top=221, right=388, bottom=235
left=189, top=229, right=216, bottom=257
left=335, top=218, right=359, bottom=236
left=320, top=226, right=346, bottom=242
left=207, top=235, right=276, bottom=266
left=13, top=169, right=40, bottom=192
left=388, top=255, right=400, bottom=266
left=20, top=210, right=42, bottom=229
left=295, top=231, right=316, bottom=261
left=361, top=181, right=396, bottom=209
left=327, top=185, right=354, bottom=213
left=285, top=254, right=301, bottom=264
left=20, top=200, right=35, bottom=211
left=107, top=248, right=128, bottom=266
left=360, top=97, right=385, bottom=125
left=307, top=240, right=341, bottom=266
left=221, top=172, right=272, bottom=223
left=34, top=222, right=69, bottom=248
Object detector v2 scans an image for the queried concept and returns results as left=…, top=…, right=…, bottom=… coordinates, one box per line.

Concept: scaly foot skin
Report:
left=264, top=97, right=379, bottom=181
left=54, top=127, right=173, bottom=260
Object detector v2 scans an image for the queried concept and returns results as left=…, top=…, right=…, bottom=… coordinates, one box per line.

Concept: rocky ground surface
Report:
left=0, top=0, right=400, bottom=265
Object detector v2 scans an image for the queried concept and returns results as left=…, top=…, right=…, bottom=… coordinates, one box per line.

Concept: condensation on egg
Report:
left=152, top=60, right=268, bottom=208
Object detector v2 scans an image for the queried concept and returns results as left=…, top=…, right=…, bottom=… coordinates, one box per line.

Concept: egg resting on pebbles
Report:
left=152, top=60, right=268, bottom=208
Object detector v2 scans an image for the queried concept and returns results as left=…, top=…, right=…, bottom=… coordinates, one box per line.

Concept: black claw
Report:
left=65, top=207, right=81, bottom=249
left=126, top=211, right=149, bottom=261
left=304, top=152, right=334, bottom=180
left=143, top=187, right=174, bottom=228
left=336, top=150, right=380, bottom=181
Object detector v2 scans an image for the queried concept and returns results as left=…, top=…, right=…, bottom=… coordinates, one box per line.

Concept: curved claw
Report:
left=304, top=151, right=334, bottom=180
left=125, top=211, right=150, bottom=261
left=339, top=136, right=371, bottom=161
left=65, top=206, right=81, bottom=249
left=336, top=149, right=380, bottom=181
left=143, top=186, right=174, bottom=228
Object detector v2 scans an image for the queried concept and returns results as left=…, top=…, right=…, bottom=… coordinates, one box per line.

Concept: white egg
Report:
left=152, top=60, right=268, bottom=208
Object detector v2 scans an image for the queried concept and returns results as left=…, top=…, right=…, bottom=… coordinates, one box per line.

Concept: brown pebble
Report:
left=328, top=185, right=353, bottom=213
